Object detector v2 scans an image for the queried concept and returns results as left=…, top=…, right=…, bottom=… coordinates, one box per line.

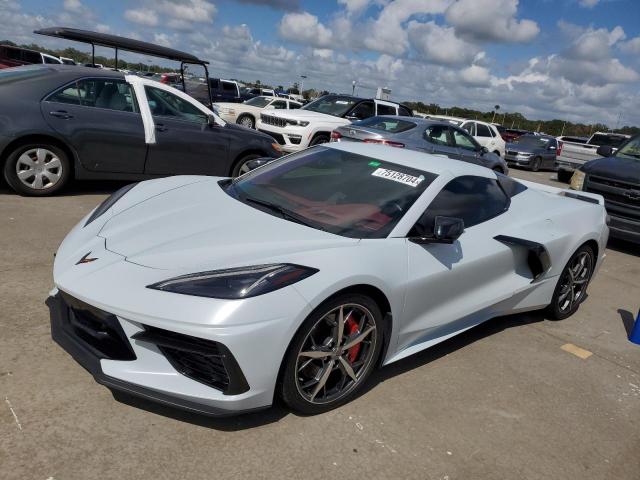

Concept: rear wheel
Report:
left=547, top=245, right=595, bottom=320
left=4, top=143, right=71, bottom=196
left=280, top=293, right=383, bottom=415
left=530, top=156, right=542, bottom=172
left=310, top=134, right=330, bottom=146
left=237, top=114, right=255, bottom=129
left=231, top=153, right=261, bottom=177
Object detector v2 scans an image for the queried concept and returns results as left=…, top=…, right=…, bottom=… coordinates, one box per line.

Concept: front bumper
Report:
left=505, top=153, right=533, bottom=167
left=48, top=292, right=262, bottom=416
left=257, top=124, right=307, bottom=153
left=608, top=215, right=640, bottom=243
left=555, top=160, right=577, bottom=173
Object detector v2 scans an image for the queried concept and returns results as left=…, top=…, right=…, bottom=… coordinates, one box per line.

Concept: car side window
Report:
left=451, top=128, right=478, bottom=151
left=289, top=102, right=301, bottom=109
left=23, top=50, right=41, bottom=63
left=423, top=125, right=451, bottom=146
left=411, top=176, right=509, bottom=236
left=48, top=79, right=137, bottom=112
left=271, top=100, right=287, bottom=109
left=145, top=86, right=207, bottom=123
left=376, top=104, right=397, bottom=116
left=399, top=106, right=413, bottom=117
left=462, top=122, right=475, bottom=136
left=348, top=101, right=375, bottom=120
left=476, top=123, right=492, bottom=137
left=43, top=55, right=59, bottom=64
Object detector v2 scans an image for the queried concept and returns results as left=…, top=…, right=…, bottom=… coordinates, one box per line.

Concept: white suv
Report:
left=459, top=120, right=505, bottom=157
left=257, top=94, right=413, bottom=153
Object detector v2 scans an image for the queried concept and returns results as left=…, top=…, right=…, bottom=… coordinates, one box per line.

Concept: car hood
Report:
left=506, top=143, right=541, bottom=154
left=98, top=178, right=356, bottom=271
left=582, top=155, right=640, bottom=182
left=265, top=109, right=348, bottom=123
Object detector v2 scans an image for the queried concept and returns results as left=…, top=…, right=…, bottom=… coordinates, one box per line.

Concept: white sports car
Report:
left=49, top=143, right=609, bottom=416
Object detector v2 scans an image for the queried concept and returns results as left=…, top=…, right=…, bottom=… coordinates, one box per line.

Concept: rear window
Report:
left=353, top=116, right=417, bottom=133
left=590, top=134, right=628, bottom=148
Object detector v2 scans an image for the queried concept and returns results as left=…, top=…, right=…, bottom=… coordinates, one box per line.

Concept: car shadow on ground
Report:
left=109, top=310, right=547, bottom=430
left=618, top=308, right=637, bottom=337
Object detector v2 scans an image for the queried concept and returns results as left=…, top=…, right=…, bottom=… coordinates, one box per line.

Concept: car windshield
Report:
left=226, top=146, right=437, bottom=238
left=615, top=137, right=640, bottom=160
left=513, top=135, right=550, bottom=148
left=244, top=96, right=271, bottom=107
left=353, top=117, right=417, bottom=133
left=302, top=95, right=358, bottom=117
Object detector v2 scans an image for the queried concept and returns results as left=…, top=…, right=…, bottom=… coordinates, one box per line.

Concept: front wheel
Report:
left=280, top=294, right=383, bottom=415
left=546, top=245, right=595, bottom=320
left=309, top=134, right=330, bottom=146
left=530, top=156, right=542, bottom=172
left=231, top=153, right=261, bottom=177
left=4, top=143, right=71, bottom=196
left=237, top=114, right=255, bottom=129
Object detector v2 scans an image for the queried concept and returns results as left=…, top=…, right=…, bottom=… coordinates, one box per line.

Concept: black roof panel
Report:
left=35, top=27, right=208, bottom=64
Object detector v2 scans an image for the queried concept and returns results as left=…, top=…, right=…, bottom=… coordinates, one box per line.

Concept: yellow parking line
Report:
left=561, top=343, right=593, bottom=360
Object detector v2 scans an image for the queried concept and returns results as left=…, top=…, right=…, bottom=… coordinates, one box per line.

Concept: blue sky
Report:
left=3, top=0, right=640, bottom=126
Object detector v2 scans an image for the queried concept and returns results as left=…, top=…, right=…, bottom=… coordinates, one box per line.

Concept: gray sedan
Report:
left=331, top=116, right=508, bottom=174
left=505, top=134, right=559, bottom=171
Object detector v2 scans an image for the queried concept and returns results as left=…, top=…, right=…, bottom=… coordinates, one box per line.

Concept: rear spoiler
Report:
left=517, top=179, right=605, bottom=206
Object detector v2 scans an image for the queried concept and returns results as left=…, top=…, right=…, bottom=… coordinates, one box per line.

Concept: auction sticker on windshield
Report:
left=371, top=168, right=425, bottom=187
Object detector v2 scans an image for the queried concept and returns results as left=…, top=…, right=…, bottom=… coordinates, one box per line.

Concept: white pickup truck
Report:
left=555, top=131, right=630, bottom=182
left=257, top=94, right=413, bottom=153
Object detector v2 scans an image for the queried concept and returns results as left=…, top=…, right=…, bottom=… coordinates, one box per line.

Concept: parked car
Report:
left=459, top=120, right=506, bottom=157
left=83, top=63, right=105, bottom=69
left=59, top=56, right=77, bottom=65
left=215, top=96, right=302, bottom=129
left=505, top=134, right=562, bottom=171
left=0, top=45, right=63, bottom=69
left=556, top=131, right=630, bottom=182
left=189, top=78, right=241, bottom=106
left=330, top=116, right=508, bottom=173
left=0, top=65, right=282, bottom=196
left=48, top=141, right=608, bottom=416
left=158, top=72, right=183, bottom=89
left=569, top=135, right=640, bottom=243
left=257, top=94, right=413, bottom=153
left=499, top=128, right=529, bottom=143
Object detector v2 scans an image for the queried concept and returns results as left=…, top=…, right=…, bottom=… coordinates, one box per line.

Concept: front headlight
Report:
left=285, top=119, right=309, bottom=127
left=271, top=142, right=282, bottom=152
left=84, top=182, right=137, bottom=227
left=147, top=264, right=318, bottom=299
left=570, top=169, right=585, bottom=190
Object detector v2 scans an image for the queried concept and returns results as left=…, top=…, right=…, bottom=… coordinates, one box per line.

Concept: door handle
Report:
left=49, top=110, right=73, bottom=119
left=155, top=124, right=168, bottom=132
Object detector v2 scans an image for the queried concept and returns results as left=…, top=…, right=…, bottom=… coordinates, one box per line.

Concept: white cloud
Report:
left=157, top=0, right=216, bottom=24
left=278, top=12, right=333, bottom=48
left=564, top=24, right=625, bottom=61
left=337, top=0, right=372, bottom=15
left=407, top=20, right=481, bottom=66
left=446, top=0, right=539, bottom=43
left=578, top=0, right=599, bottom=7
left=460, top=64, right=491, bottom=86
left=619, top=36, right=640, bottom=55
left=63, top=0, right=83, bottom=12
left=124, top=9, right=159, bottom=27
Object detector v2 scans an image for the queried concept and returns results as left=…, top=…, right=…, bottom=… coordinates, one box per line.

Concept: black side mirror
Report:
left=207, top=114, right=218, bottom=127
left=409, top=216, right=465, bottom=245
left=480, top=146, right=489, bottom=155
left=596, top=145, right=613, bottom=157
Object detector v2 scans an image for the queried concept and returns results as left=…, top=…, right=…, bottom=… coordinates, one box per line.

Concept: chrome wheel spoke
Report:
left=32, top=174, right=44, bottom=189
left=335, top=306, right=345, bottom=346
left=18, top=152, right=35, bottom=167
left=299, top=349, right=332, bottom=359
left=310, top=359, right=334, bottom=401
left=36, top=148, right=48, bottom=163
left=338, top=356, right=357, bottom=382
left=45, top=157, right=61, bottom=170
left=343, top=325, right=375, bottom=350
left=17, top=169, right=34, bottom=180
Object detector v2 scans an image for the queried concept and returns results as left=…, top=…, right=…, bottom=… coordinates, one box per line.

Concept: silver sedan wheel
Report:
left=238, top=162, right=253, bottom=175
left=15, top=148, right=63, bottom=190
left=238, top=116, right=254, bottom=129
left=557, top=251, right=592, bottom=313
left=295, top=303, right=377, bottom=405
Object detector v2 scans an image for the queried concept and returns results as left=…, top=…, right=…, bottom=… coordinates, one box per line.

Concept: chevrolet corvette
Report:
left=49, top=143, right=609, bottom=415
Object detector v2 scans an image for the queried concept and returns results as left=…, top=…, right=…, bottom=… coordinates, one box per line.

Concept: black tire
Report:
left=280, top=293, right=384, bottom=415
left=231, top=153, right=261, bottom=177
left=309, top=134, right=330, bottom=146
left=546, top=244, right=595, bottom=320
left=236, top=114, right=255, bottom=129
left=3, top=143, right=71, bottom=196
left=557, top=169, right=573, bottom=183
left=530, top=156, right=542, bottom=172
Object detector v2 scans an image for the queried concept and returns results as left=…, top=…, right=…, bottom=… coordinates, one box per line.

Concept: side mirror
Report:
left=409, top=216, right=465, bottom=245
left=480, top=146, right=489, bottom=155
left=207, top=114, right=218, bottom=127
left=596, top=145, right=613, bottom=157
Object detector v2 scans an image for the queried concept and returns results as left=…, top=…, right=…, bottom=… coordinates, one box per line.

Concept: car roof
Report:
left=324, top=141, right=494, bottom=178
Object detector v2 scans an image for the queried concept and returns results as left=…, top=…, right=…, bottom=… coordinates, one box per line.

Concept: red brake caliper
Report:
left=345, top=313, right=361, bottom=363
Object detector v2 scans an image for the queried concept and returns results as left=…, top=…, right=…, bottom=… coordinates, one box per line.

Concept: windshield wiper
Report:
left=243, top=196, right=326, bottom=231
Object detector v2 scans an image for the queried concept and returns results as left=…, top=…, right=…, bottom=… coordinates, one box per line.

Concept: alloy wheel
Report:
left=295, top=303, right=377, bottom=404
left=557, top=251, right=593, bottom=313
left=15, top=148, right=63, bottom=190
left=239, top=116, right=254, bottom=128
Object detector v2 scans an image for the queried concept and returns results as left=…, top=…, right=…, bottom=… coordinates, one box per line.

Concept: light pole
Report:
left=300, top=75, right=307, bottom=95
left=352, top=80, right=356, bottom=95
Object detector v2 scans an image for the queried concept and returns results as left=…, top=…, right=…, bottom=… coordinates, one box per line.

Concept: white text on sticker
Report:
left=371, top=168, right=424, bottom=187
